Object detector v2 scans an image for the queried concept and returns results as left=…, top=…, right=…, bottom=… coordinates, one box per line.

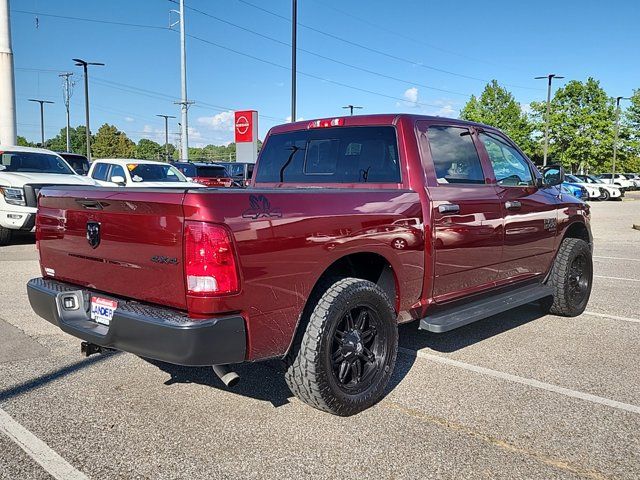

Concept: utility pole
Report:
left=73, top=58, right=104, bottom=161
left=170, top=0, right=190, bottom=160
left=0, top=0, right=16, bottom=145
left=342, top=105, right=363, bottom=116
left=534, top=74, right=564, bottom=166
left=59, top=72, right=74, bottom=152
left=28, top=99, right=54, bottom=147
left=612, top=96, right=630, bottom=181
left=291, top=0, right=297, bottom=122
left=156, top=114, right=175, bottom=161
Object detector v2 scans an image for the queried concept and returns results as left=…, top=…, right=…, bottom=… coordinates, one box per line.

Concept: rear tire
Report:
left=546, top=238, right=593, bottom=316
left=285, top=277, right=398, bottom=416
left=0, top=226, right=12, bottom=246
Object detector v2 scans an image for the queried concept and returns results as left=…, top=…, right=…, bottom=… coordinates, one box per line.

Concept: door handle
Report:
left=438, top=203, right=460, bottom=214
left=505, top=200, right=521, bottom=210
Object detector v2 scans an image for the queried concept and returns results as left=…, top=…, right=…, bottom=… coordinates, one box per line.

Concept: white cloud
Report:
left=520, top=103, right=533, bottom=114
left=197, top=110, right=235, bottom=131
left=124, top=116, right=134, bottom=123
left=285, top=115, right=305, bottom=122
left=397, top=87, right=420, bottom=108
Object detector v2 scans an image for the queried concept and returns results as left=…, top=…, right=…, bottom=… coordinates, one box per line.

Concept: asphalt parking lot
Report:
left=1, top=194, right=639, bottom=480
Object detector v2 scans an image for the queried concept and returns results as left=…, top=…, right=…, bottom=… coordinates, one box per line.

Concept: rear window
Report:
left=196, top=166, right=228, bottom=178
left=255, top=126, right=400, bottom=183
left=127, top=164, right=187, bottom=183
left=1, top=151, right=74, bottom=175
left=173, top=163, right=196, bottom=177
left=59, top=154, right=89, bottom=175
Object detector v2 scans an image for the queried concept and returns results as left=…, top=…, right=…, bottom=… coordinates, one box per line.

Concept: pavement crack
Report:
left=384, top=401, right=610, bottom=480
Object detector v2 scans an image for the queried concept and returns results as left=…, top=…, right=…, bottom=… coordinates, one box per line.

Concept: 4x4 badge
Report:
left=86, top=221, right=101, bottom=249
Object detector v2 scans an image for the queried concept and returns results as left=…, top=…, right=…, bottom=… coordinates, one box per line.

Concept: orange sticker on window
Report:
left=127, top=164, right=137, bottom=171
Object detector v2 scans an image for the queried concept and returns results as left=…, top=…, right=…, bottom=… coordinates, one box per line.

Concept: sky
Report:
left=10, top=0, right=640, bottom=147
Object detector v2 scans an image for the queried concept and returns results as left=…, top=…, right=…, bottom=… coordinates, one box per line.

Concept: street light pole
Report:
left=73, top=58, right=104, bottom=162
left=157, top=114, right=176, bottom=161
left=534, top=74, right=564, bottom=166
left=612, top=96, right=630, bottom=181
left=28, top=98, right=54, bottom=147
left=59, top=72, right=73, bottom=152
left=342, top=105, right=363, bottom=116
left=291, top=0, right=297, bottom=123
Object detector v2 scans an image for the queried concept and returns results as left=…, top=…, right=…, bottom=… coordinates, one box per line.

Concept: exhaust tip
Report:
left=212, top=364, right=240, bottom=388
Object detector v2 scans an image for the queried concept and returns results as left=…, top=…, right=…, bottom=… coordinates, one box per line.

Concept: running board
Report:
left=419, top=284, right=554, bottom=333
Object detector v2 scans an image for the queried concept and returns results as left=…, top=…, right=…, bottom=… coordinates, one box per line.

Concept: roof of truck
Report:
left=0, top=145, right=64, bottom=155
left=267, top=113, right=491, bottom=136
left=92, top=158, right=170, bottom=166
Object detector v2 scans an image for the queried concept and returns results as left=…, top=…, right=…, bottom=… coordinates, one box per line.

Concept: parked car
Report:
left=27, top=115, right=593, bottom=416
left=171, top=162, right=234, bottom=187
left=574, top=174, right=622, bottom=200
left=0, top=145, right=97, bottom=246
left=622, top=173, right=640, bottom=189
left=564, top=175, right=603, bottom=200
left=561, top=181, right=587, bottom=199
left=57, top=152, right=90, bottom=176
left=88, top=159, right=204, bottom=188
left=597, top=173, right=634, bottom=191
left=224, top=162, right=255, bottom=186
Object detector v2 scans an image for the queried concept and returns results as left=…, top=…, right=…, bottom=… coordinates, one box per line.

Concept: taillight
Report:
left=307, top=118, right=345, bottom=129
left=184, top=221, right=239, bottom=296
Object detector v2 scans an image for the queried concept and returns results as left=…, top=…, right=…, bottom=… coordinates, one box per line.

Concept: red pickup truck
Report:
left=27, top=114, right=593, bottom=416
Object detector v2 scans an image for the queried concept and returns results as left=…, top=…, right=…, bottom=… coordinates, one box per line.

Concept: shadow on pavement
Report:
left=145, top=304, right=546, bottom=409
left=0, top=351, right=119, bottom=403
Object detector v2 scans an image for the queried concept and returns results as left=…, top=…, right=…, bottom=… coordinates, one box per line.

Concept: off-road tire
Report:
left=545, top=238, right=593, bottom=316
left=0, top=226, right=12, bottom=246
left=284, top=277, right=398, bottom=416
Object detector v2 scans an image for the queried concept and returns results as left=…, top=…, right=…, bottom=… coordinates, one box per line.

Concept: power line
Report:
left=235, top=0, right=540, bottom=91
left=12, top=9, right=169, bottom=30
left=182, top=3, right=472, bottom=97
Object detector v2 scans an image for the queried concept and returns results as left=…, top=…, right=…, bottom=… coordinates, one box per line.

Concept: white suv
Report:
left=0, top=146, right=97, bottom=245
left=597, top=173, right=635, bottom=191
left=88, top=159, right=204, bottom=188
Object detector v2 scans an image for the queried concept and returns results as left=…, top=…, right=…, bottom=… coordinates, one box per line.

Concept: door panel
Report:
left=417, top=122, right=503, bottom=303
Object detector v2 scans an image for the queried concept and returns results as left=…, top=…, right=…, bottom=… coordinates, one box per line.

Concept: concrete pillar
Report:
left=0, top=0, right=16, bottom=145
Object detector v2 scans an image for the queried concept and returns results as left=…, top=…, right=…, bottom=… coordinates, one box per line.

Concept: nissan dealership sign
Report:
left=235, top=110, right=258, bottom=163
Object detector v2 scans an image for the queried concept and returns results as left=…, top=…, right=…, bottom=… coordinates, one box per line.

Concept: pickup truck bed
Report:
left=28, top=114, right=593, bottom=416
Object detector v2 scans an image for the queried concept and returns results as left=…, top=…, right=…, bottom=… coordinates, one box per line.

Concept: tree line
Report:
left=17, top=123, right=239, bottom=162
left=460, top=78, right=640, bottom=173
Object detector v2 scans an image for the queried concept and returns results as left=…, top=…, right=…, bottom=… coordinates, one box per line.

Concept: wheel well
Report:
left=563, top=221, right=590, bottom=244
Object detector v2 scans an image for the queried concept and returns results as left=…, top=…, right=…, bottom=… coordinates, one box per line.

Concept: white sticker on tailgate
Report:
left=90, top=296, right=118, bottom=326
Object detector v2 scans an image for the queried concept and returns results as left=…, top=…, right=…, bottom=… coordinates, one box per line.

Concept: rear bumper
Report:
left=27, top=277, right=246, bottom=366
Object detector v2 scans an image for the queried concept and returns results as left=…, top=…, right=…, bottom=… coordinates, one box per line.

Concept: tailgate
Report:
left=37, top=187, right=188, bottom=310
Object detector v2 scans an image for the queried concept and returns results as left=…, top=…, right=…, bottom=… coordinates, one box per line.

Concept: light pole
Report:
left=156, top=114, right=176, bottom=161
left=342, top=105, right=362, bottom=116
left=58, top=72, right=74, bottom=152
left=73, top=58, right=104, bottom=161
left=291, top=0, right=297, bottom=123
left=612, top=96, right=630, bottom=181
left=534, top=74, right=564, bottom=166
left=28, top=98, right=54, bottom=147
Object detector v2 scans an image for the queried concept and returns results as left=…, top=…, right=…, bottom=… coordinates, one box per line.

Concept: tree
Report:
left=45, top=126, right=90, bottom=155
left=531, top=78, right=615, bottom=173
left=460, top=80, right=535, bottom=157
left=624, top=89, right=640, bottom=168
left=135, top=138, right=163, bottom=160
left=91, top=124, right=135, bottom=159
left=16, top=136, right=35, bottom=147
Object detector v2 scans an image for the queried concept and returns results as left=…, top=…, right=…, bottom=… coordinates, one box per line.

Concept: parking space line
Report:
left=583, top=311, right=640, bottom=324
left=594, top=275, right=640, bottom=282
left=0, top=407, right=88, bottom=480
left=398, top=348, right=640, bottom=415
left=594, top=255, right=640, bottom=262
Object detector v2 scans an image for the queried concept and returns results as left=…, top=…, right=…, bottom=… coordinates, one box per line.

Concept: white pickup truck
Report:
left=0, top=146, right=97, bottom=245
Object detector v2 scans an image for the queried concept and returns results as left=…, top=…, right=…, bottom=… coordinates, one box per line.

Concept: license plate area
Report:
left=90, top=296, right=118, bottom=326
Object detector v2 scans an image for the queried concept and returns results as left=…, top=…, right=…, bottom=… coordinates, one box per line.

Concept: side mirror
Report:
left=110, top=175, right=126, bottom=186
left=541, top=165, right=564, bottom=187
left=0, top=165, right=6, bottom=171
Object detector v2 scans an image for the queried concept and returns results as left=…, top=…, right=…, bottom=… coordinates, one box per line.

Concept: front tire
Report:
left=600, top=189, right=610, bottom=201
left=0, top=226, right=12, bottom=246
left=285, top=278, right=398, bottom=416
left=546, top=238, right=593, bottom=316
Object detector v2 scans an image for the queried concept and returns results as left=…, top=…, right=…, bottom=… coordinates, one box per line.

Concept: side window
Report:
left=109, top=164, right=126, bottom=182
left=91, top=163, right=109, bottom=181
left=479, top=132, right=534, bottom=187
left=426, top=126, right=485, bottom=184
